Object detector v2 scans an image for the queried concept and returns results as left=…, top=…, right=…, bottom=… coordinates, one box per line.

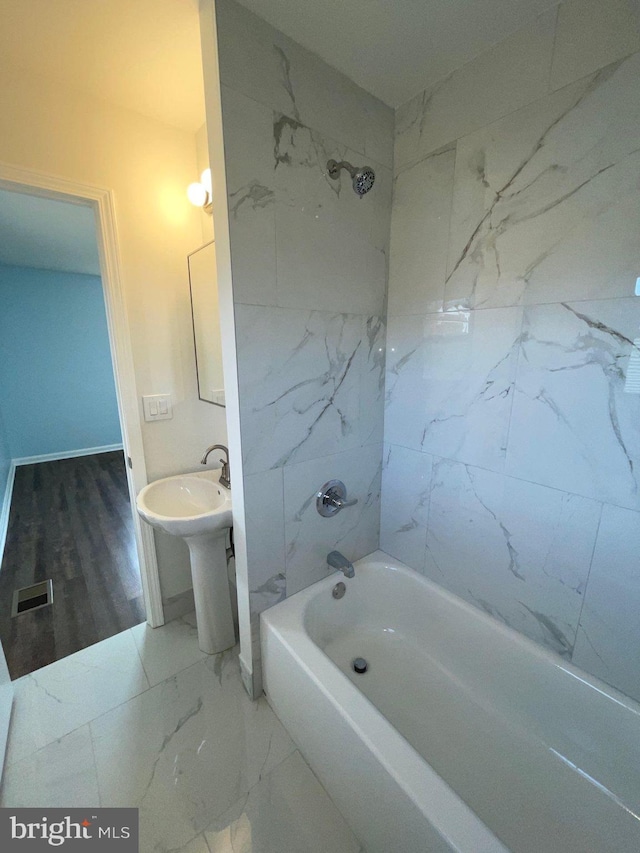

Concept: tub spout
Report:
left=327, top=550, right=355, bottom=579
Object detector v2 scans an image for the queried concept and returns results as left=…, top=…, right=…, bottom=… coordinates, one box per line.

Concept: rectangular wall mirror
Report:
left=188, top=241, right=225, bottom=407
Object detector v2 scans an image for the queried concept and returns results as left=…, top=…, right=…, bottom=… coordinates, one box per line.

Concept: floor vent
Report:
left=11, top=580, right=54, bottom=617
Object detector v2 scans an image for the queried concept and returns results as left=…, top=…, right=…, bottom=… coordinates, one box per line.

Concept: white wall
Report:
left=383, top=0, right=640, bottom=702
left=0, top=67, right=227, bottom=602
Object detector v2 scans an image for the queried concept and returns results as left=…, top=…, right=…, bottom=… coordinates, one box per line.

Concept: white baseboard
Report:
left=12, top=443, right=124, bottom=467
left=0, top=461, right=16, bottom=566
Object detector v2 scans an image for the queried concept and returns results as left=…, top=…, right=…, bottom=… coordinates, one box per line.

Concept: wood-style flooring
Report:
left=0, top=451, right=144, bottom=679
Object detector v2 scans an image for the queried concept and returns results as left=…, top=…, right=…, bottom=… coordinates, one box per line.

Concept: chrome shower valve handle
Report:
left=316, top=480, right=358, bottom=517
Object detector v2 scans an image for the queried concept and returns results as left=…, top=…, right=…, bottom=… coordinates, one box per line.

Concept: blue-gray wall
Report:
left=0, top=264, right=121, bottom=460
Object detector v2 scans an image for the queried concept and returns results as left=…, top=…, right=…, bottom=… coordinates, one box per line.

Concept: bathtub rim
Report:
left=277, top=549, right=640, bottom=719
left=261, top=552, right=512, bottom=852
left=262, top=548, right=640, bottom=852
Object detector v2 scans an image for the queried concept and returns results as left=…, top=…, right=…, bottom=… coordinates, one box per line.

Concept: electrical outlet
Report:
left=143, top=394, right=173, bottom=422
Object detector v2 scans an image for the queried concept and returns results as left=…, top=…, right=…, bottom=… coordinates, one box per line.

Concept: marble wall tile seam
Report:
left=569, top=497, right=605, bottom=665
left=380, top=442, right=432, bottom=572
left=548, top=0, right=640, bottom=94
left=217, top=0, right=394, bottom=167
left=500, top=306, right=527, bottom=468
left=545, top=4, right=562, bottom=94
left=222, top=80, right=390, bottom=174
left=422, top=453, right=616, bottom=653
left=245, top=466, right=287, bottom=612
left=386, top=443, right=620, bottom=519
left=269, top=34, right=394, bottom=169
left=387, top=292, right=640, bottom=323
left=424, top=441, right=640, bottom=520
left=393, top=46, right=640, bottom=180
left=244, top=437, right=387, bottom=479
left=506, top=298, right=640, bottom=508
left=232, top=298, right=387, bottom=321
left=282, top=442, right=382, bottom=597
left=393, top=137, right=458, bottom=181
left=421, top=455, right=605, bottom=657
left=444, top=58, right=640, bottom=310
left=393, top=57, right=472, bottom=176
left=569, top=502, right=640, bottom=700
left=236, top=305, right=385, bottom=474
left=415, top=424, right=640, bottom=519
left=271, top=106, right=394, bottom=174
left=394, top=6, right=557, bottom=172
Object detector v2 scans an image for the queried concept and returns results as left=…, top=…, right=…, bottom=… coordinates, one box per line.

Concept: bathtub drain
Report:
left=352, top=657, right=368, bottom=674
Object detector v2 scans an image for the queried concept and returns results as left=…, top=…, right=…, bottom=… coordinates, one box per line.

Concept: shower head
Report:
left=327, top=159, right=376, bottom=197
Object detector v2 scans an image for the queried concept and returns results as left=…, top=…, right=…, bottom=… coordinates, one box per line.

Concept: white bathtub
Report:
left=261, top=551, right=640, bottom=853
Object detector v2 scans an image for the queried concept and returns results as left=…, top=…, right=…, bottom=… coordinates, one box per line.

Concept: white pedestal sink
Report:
left=136, top=470, right=235, bottom=655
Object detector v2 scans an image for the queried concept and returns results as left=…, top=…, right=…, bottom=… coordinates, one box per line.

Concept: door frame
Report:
left=0, top=161, right=164, bottom=628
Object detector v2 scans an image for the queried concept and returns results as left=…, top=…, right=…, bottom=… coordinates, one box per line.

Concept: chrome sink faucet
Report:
left=201, top=444, right=231, bottom=489
left=327, top=550, right=355, bottom=579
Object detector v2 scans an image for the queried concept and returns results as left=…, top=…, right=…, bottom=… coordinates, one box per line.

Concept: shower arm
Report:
left=327, top=160, right=356, bottom=180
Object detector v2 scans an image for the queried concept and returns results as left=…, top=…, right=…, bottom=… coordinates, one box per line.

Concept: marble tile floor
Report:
left=0, top=614, right=362, bottom=853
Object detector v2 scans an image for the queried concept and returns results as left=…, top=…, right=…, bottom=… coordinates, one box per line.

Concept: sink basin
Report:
left=136, top=469, right=232, bottom=538
left=136, top=469, right=235, bottom=656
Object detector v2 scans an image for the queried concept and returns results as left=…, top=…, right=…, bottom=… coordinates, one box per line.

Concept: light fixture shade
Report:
left=200, top=168, right=212, bottom=197
left=187, top=182, right=207, bottom=207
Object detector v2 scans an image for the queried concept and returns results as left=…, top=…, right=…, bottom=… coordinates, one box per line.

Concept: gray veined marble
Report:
left=388, top=145, right=456, bottom=316
left=380, top=444, right=433, bottom=572
left=283, top=444, right=382, bottom=597
left=243, top=468, right=287, bottom=618
left=274, top=205, right=387, bottom=317
left=572, top=502, right=640, bottom=703
left=424, top=458, right=601, bottom=658
left=507, top=298, right=640, bottom=509
left=549, top=0, right=640, bottom=92
left=216, top=0, right=393, bottom=170
left=203, top=751, right=361, bottom=853
left=385, top=307, right=523, bottom=474
left=393, top=10, right=557, bottom=174
left=90, top=651, right=296, bottom=853
left=249, top=573, right=286, bottom=616
left=220, top=79, right=392, bottom=315
left=236, top=305, right=385, bottom=475
left=2, top=622, right=361, bottom=853
left=444, top=53, right=640, bottom=310
left=271, top=112, right=392, bottom=263
left=219, top=85, right=278, bottom=309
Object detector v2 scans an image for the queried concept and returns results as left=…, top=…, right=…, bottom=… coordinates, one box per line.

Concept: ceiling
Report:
left=0, top=190, right=100, bottom=277
left=234, top=0, right=561, bottom=107
left=0, top=0, right=205, bottom=132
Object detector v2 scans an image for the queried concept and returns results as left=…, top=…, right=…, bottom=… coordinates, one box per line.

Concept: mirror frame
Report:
left=187, top=240, right=225, bottom=408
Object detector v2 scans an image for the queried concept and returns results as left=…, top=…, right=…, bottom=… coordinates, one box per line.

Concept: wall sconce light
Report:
left=187, top=168, right=213, bottom=215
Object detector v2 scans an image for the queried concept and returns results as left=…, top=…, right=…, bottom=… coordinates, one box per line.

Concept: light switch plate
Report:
left=143, top=394, right=173, bottom=422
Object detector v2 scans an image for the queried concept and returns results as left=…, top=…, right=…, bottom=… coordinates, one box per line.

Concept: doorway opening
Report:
left=0, top=174, right=164, bottom=679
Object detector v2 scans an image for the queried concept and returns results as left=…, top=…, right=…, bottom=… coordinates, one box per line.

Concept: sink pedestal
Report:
left=135, top=469, right=235, bottom=656
left=187, top=531, right=235, bottom=655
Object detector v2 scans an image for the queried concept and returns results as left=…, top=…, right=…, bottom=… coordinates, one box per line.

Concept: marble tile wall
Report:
left=383, top=0, right=640, bottom=702
left=214, top=0, right=393, bottom=684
